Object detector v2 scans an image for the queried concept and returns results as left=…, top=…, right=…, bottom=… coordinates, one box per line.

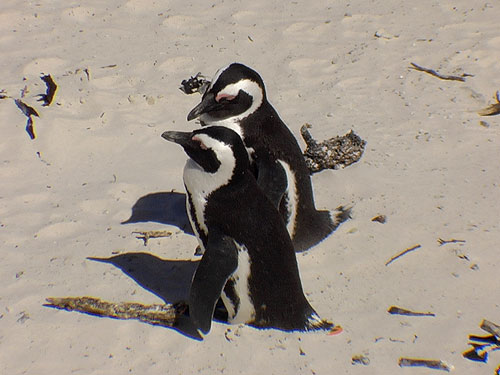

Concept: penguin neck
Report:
left=199, top=98, right=273, bottom=138
left=183, top=158, right=235, bottom=197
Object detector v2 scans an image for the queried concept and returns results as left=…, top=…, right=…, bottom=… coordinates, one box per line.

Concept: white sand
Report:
left=1, top=0, right=499, bottom=373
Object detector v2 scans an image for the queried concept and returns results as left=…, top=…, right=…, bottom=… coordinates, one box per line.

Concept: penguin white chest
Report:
left=221, top=243, right=256, bottom=324
left=182, top=155, right=236, bottom=250
left=278, top=160, right=298, bottom=237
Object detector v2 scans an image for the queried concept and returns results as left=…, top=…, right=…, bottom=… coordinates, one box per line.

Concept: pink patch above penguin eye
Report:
left=215, top=93, right=236, bottom=102
left=192, top=136, right=208, bottom=150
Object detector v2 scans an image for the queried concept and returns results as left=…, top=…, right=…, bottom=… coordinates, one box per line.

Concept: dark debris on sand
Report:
left=301, top=124, right=366, bottom=174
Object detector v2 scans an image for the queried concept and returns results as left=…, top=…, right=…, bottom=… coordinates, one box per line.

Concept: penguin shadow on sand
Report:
left=121, top=190, right=193, bottom=235
left=89, top=191, right=205, bottom=339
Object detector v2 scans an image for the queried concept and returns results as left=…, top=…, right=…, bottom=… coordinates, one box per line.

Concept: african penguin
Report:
left=161, top=126, right=333, bottom=334
left=187, top=63, right=350, bottom=252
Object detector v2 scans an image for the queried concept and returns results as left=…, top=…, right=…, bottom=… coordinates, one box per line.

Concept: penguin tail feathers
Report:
left=331, top=205, right=352, bottom=229
left=305, top=313, right=334, bottom=331
left=293, top=206, right=351, bottom=252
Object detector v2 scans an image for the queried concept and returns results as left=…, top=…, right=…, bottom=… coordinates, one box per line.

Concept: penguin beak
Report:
left=161, top=130, right=193, bottom=146
left=187, top=92, right=219, bottom=121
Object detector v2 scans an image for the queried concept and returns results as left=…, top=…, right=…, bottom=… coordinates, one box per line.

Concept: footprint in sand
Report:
left=62, top=6, right=97, bottom=23
left=162, top=15, right=203, bottom=30
left=22, top=57, right=69, bottom=78
left=35, top=221, right=83, bottom=241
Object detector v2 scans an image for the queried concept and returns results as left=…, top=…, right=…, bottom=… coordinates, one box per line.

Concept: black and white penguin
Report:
left=187, top=63, right=350, bottom=252
left=161, top=126, right=333, bottom=334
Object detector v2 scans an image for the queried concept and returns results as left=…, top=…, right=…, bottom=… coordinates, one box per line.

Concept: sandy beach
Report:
left=1, top=0, right=499, bottom=373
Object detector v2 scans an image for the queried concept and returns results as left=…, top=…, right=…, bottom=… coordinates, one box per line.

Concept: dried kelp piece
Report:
left=463, top=319, right=500, bottom=364
left=132, top=230, right=172, bottom=246
left=25, top=116, right=36, bottom=139
left=44, top=296, right=178, bottom=327
left=388, top=306, right=435, bottom=317
left=301, top=124, right=366, bottom=174
left=398, top=358, right=453, bottom=371
left=15, top=99, right=39, bottom=117
left=385, top=244, right=421, bottom=266
left=15, top=99, right=39, bottom=139
left=409, top=62, right=472, bottom=82
left=180, top=73, right=210, bottom=95
left=37, top=74, right=57, bottom=106
left=477, top=91, right=500, bottom=116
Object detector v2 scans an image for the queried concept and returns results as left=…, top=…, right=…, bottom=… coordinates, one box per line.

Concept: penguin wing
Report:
left=190, top=232, right=238, bottom=334
left=255, top=154, right=288, bottom=208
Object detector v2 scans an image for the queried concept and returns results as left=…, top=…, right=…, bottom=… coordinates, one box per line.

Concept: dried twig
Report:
left=399, top=358, right=453, bottom=371
left=437, top=238, right=466, bottom=246
left=410, top=62, right=471, bottom=82
left=388, top=306, right=435, bottom=317
left=44, top=296, right=178, bottom=327
left=477, top=91, right=500, bottom=116
left=385, top=244, right=421, bottom=266
left=132, top=230, right=172, bottom=246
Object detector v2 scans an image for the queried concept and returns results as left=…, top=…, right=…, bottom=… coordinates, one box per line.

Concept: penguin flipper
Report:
left=190, top=233, right=238, bottom=334
left=255, top=154, right=288, bottom=208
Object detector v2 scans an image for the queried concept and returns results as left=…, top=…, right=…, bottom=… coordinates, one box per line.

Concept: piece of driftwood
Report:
left=180, top=73, right=210, bottom=95
left=132, top=230, right=172, bottom=246
left=385, top=244, right=421, bottom=266
left=398, top=358, right=453, bottom=371
left=44, top=296, right=178, bottom=327
left=37, top=74, right=57, bottom=106
left=352, top=354, right=370, bottom=365
left=409, top=62, right=471, bottom=82
left=481, top=320, right=500, bottom=339
left=371, top=215, right=386, bottom=223
left=477, top=91, right=500, bottom=116
left=463, top=319, right=500, bottom=365
left=388, top=306, right=435, bottom=317
left=300, top=124, right=366, bottom=173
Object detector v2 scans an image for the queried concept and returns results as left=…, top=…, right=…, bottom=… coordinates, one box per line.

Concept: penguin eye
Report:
left=215, top=93, right=237, bottom=103
left=192, top=136, right=208, bottom=150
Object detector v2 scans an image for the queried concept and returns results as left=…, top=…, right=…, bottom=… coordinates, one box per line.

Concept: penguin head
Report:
left=187, top=63, right=266, bottom=125
left=162, top=126, right=250, bottom=176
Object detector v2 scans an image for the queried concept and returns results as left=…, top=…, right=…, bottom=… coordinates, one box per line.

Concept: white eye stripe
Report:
left=192, top=133, right=227, bottom=151
left=215, top=79, right=263, bottom=121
